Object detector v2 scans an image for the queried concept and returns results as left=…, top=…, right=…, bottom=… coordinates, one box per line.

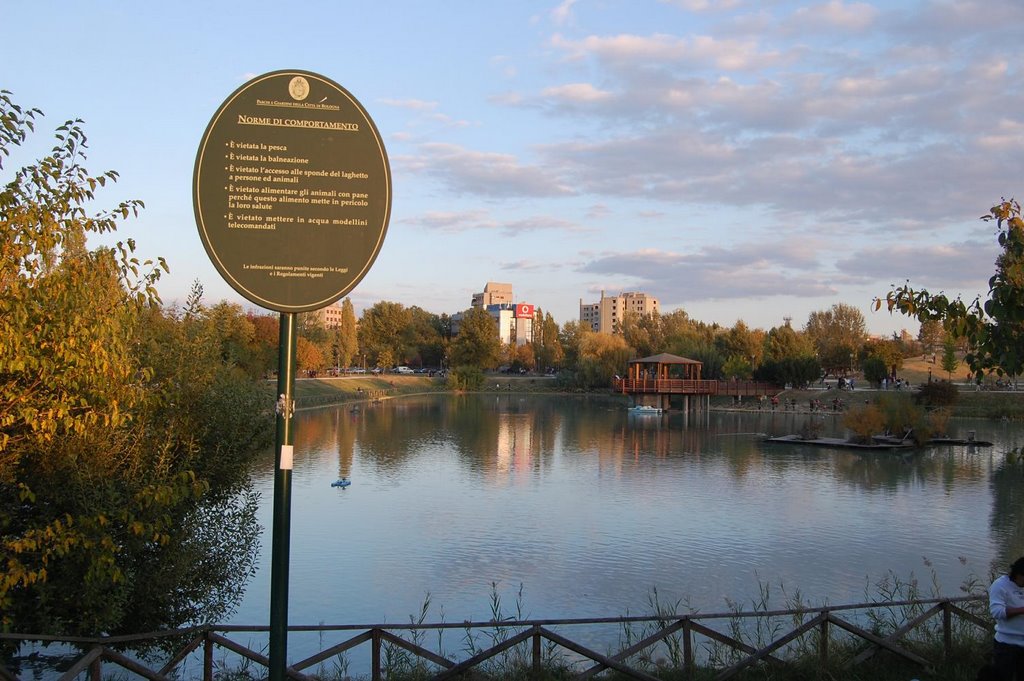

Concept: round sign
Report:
left=193, top=70, right=391, bottom=312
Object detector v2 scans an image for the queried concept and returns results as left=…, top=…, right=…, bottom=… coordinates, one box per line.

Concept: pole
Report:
left=270, top=312, right=297, bottom=681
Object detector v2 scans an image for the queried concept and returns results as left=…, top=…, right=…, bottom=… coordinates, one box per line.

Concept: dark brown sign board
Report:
left=193, top=70, right=391, bottom=312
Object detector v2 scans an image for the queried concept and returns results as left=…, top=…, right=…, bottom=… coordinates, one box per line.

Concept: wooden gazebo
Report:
left=614, top=353, right=777, bottom=412
left=626, top=353, right=703, bottom=382
left=616, top=353, right=707, bottom=412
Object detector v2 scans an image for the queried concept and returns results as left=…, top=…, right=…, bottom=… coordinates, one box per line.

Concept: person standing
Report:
left=990, top=557, right=1024, bottom=679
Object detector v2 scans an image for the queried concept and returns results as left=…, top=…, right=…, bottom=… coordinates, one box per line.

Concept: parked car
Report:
left=395, top=366, right=414, bottom=374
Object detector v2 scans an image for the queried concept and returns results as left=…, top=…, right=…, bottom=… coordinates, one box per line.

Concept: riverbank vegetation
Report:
left=1, top=94, right=270, bottom=635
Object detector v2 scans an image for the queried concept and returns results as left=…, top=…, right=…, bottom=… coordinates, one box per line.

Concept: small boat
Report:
left=331, top=478, right=352, bottom=488
left=628, top=405, right=663, bottom=414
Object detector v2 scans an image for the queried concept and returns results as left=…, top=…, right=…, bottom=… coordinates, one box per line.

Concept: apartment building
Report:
left=310, top=301, right=345, bottom=329
left=454, top=282, right=535, bottom=346
left=579, top=291, right=659, bottom=334
left=471, top=281, right=514, bottom=309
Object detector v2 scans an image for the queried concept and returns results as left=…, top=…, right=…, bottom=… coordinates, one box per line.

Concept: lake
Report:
left=228, top=392, right=1024, bottom=661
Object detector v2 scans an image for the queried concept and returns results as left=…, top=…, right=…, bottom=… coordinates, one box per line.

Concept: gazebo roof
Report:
left=629, top=353, right=702, bottom=365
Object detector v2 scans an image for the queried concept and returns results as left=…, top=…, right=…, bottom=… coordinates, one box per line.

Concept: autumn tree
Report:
left=715, top=320, right=765, bottom=371
left=917, top=319, right=944, bottom=354
left=358, top=301, right=412, bottom=368
left=620, top=310, right=664, bottom=358
left=883, top=198, right=1024, bottom=385
left=663, top=310, right=718, bottom=356
left=533, top=312, right=563, bottom=371
left=755, top=323, right=820, bottom=387
left=249, top=312, right=280, bottom=376
left=805, top=303, right=867, bottom=375
left=558, top=320, right=587, bottom=371
left=571, top=332, right=631, bottom=389
left=335, top=297, right=359, bottom=368
left=451, top=307, right=502, bottom=369
left=1, top=93, right=266, bottom=634
left=860, top=337, right=904, bottom=379
left=763, top=322, right=815, bottom=363
left=407, top=305, right=444, bottom=368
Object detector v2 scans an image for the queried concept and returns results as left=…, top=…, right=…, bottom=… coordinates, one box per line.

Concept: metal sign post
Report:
left=269, top=312, right=297, bottom=680
left=193, top=70, right=391, bottom=681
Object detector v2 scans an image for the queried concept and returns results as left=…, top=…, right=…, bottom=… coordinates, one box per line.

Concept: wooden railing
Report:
left=0, top=595, right=990, bottom=681
left=614, top=378, right=778, bottom=397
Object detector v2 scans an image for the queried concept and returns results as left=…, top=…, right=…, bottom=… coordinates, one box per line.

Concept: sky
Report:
left=4, top=0, right=1023, bottom=337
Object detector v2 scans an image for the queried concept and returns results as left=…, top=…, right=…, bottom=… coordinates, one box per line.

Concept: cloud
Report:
left=788, top=1, right=879, bottom=32
left=550, top=32, right=783, bottom=71
left=658, top=0, right=742, bottom=12
left=541, top=82, right=614, bottom=103
left=379, top=98, right=439, bottom=111
left=499, top=259, right=558, bottom=272
left=835, top=240, right=999, bottom=290
left=398, top=143, right=576, bottom=198
left=551, top=0, right=578, bottom=26
left=410, top=210, right=579, bottom=236
left=414, top=210, right=497, bottom=233
left=578, top=241, right=837, bottom=303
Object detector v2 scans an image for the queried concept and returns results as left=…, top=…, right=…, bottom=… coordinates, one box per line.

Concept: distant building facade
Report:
left=487, top=302, right=535, bottom=346
left=579, top=291, right=659, bottom=334
left=454, top=283, right=535, bottom=347
left=472, top=282, right=514, bottom=309
left=310, top=302, right=345, bottom=329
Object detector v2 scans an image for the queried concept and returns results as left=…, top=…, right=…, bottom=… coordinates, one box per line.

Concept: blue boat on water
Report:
left=331, top=478, right=352, bottom=488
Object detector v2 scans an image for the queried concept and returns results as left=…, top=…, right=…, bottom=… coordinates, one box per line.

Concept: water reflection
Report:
left=237, top=394, right=1022, bottom=641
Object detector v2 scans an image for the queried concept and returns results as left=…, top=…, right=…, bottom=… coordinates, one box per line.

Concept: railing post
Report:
left=89, top=652, right=102, bottom=681
left=532, top=624, right=542, bottom=677
left=683, top=618, right=693, bottom=681
left=372, top=628, right=382, bottom=681
left=943, top=601, right=952, bottom=658
left=819, top=613, right=829, bottom=672
left=204, top=631, right=214, bottom=681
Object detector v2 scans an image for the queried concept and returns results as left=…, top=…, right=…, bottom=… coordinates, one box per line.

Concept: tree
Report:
left=941, top=335, right=959, bottom=379
left=248, top=312, right=280, bottom=376
left=917, top=319, right=944, bottom=354
left=861, top=356, right=888, bottom=387
left=533, top=312, right=563, bottom=371
left=1, top=95, right=161, bottom=467
left=512, top=343, right=536, bottom=372
left=0, top=94, right=265, bottom=634
left=860, top=337, right=904, bottom=379
left=754, top=356, right=821, bottom=388
left=336, top=297, right=359, bottom=368
left=451, top=307, right=501, bottom=369
left=358, top=301, right=411, bottom=368
left=620, top=310, right=664, bottom=358
left=571, top=332, right=630, bottom=389
left=882, top=198, right=1024, bottom=384
left=715, top=320, right=765, bottom=370
left=296, top=336, right=324, bottom=372
left=763, top=323, right=815, bottom=363
left=805, top=303, right=866, bottom=375
left=662, top=310, right=718, bottom=354
left=558, top=320, right=586, bottom=371
left=406, top=305, right=444, bottom=367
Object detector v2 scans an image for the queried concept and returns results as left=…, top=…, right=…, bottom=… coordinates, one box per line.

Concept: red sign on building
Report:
left=516, top=303, right=534, bottom=319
